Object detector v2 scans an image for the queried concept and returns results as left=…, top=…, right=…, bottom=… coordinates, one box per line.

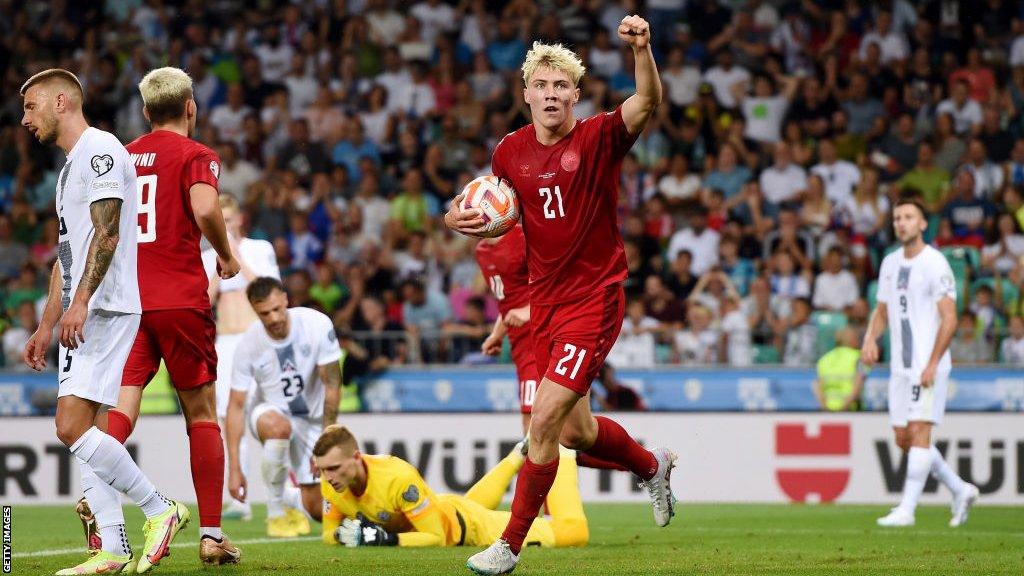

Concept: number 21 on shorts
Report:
left=554, top=343, right=587, bottom=380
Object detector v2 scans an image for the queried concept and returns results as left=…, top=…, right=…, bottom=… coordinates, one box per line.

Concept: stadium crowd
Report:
left=3, top=0, right=1024, bottom=372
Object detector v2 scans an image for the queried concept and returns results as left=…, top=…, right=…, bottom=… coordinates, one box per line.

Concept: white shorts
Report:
left=888, top=371, right=950, bottom=427
left=57, top=310, right=140, bottom=407
left=215, top=333, right=245, bottom=418
left=248, top=403, right=322, bottom=485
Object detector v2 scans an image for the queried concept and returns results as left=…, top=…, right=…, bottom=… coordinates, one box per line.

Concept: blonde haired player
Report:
left=862, top=197, right=979, bottom=527
left=20, top=68, right=188, bottom=574
left=202, top=194, right=280, bottom=520
left=446, top=16, right=677, bottom=575
left=314, top=426, right=588, bottom=549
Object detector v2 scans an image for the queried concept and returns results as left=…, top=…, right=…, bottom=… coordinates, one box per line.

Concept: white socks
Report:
left=929, top=445, right=967, bottom=497
left=79, top=460, right=130, bottom=556
left=283, top=484, right=313, bottom=520
left=201, top=527, right=223, bottom=540
left=70, top=427, right=171, bottom=520
left=897, top=446, right=931, bottom=515
left=261, top=439, right=290, bottom=518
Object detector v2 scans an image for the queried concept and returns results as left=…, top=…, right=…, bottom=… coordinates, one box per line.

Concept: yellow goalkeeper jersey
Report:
left=320, top=454, right=464, bottom=547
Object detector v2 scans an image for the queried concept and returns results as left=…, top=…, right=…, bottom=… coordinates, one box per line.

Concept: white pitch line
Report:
left=13, top=536, right=320, bottom=559
left=589, top=525, right=1024, bottom=539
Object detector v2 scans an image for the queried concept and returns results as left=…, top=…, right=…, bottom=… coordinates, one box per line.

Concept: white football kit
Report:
left=202, top=237, right=279, bottom=417
left=876, top=245, right=956, bottom=426
left=55, top=127, right=141, bottom=407
left=231, top=307, right=341, bottom=484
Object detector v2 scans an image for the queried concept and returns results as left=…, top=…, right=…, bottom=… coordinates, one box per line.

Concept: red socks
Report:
left=106, top=410, right=133, bottom=444
left=188, top=421, right=225, bottom=528
left=501, top=456, right=559, bottom=554
left=575, top=452, right=628, bottom=471
left=585, top=416, right=657, bottom=480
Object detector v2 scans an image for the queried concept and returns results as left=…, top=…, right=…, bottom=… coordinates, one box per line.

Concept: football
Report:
left=460, top=175, right=520, bottom=238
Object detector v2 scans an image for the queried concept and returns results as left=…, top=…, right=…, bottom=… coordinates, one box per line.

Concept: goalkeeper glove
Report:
left=335, top=515, right=398, bottom=547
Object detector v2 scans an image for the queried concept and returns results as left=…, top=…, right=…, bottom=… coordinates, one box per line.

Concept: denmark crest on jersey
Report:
left=560, top=149, right=580, bottom=172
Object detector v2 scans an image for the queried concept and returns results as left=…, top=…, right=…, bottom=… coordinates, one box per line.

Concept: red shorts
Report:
left=508, top=327, right=538, bottom=414
left=531, top=283, right=625, bottom=396
left=122, top=308, right=218, bottom=390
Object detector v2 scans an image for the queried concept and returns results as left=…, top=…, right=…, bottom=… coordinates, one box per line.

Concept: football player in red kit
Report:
left=447, top=16, right=677, bottom=574
left=82, top=67, right=243, bottom=566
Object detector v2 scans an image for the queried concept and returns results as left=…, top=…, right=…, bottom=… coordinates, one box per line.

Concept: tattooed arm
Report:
left=59, top=198, right=122, bottom=348
left=318, top=360, right=343, bottom=428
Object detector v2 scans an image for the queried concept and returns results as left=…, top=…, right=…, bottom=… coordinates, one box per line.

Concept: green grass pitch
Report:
left=8, top=503, right=1023, bottom=575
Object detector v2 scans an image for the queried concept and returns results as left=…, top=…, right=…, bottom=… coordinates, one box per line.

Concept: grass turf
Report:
left=8, top=503, right=1023, bottom=575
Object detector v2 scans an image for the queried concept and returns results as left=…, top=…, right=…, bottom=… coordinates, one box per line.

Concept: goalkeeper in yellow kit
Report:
left=313, top=425, right=589, bottom=548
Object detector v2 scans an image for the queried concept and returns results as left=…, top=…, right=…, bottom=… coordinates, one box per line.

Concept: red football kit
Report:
left=122, top=130, right=220, bottom=390
left=491, top=106, right=638, bottom=394
left=474, top=225, right=538, bottom=413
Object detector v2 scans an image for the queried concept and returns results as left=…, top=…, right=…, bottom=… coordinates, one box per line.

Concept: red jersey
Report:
left=126, top=130, right=220, bottom=311
left=474, top=225, right=530, bottom=315
left=491, top=106, right=638, bottom=304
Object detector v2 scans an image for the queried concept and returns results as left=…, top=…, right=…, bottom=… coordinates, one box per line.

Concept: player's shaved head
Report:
left=20, top=69, right=86, bottom=146
left=139, top=66, right=194, bottom=125
left=20, top=68, right=84, bottom=105
left=522, top=41, right=586, bottom=86
left=313, top=425, right=359, bottom=457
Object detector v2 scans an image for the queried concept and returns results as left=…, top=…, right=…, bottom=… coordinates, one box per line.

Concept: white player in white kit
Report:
left=20, top=68, right=188, bottom=574
left=862, top=197, right=979, bottom=528
left=202, top=194, right=279, bottom=519
left=224, top=277, right=342, bottom=538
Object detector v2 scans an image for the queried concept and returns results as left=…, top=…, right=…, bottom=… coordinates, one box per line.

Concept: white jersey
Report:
left=231, top=307, right=341, bottom=421
left=56, top=127, right=140, bottom=314
left=876, top=245, right=956, bottom=380
left=202, top=236, right=279, bottom=293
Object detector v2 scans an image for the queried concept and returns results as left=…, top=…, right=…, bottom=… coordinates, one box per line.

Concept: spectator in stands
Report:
left=799, top=175, right=831, bottom=237
left=657, top=153, right=701, bottom=203
left=276, top=118, right=331, bottom=184
left=962, top=139, right=1003, bottom=201
left=811, top=138, right=860, bottom=206
left=674, top=304, right=719, bottom=365
left=951, top=311, right=993, bottom=364
left=389, top=169, right=439, bottom=239
left=937, top=79, right=983, bottom=137
left=2, top=300, right=38, bottom=371
left=895, top=141, right=950, bottom=213
left=813, top=247, right=859, bottom=312
left=0, top=215, right=28, bottom=280
left=703, top=50, right=750, bottom=110
left=874, top=112, right=919, bottom=181
left=1000, top=316, right=1024, bottom=365
left=979, top=106, right=1013, bottom=163
left=442, top=296, right=489, bottom=363
left=858, top=10, right=909, bottom=65
left=594, top=363, right=646, bottom=412
left=217, top=142, right=261, bottom=203
left=942, top=170, right=997, bottom=248
left=759, top=141, right=807, bottom=209
left=667, top=206, right=720, bottom=276
left=970, top=284, right=1005, bottom=342
left=310, top=263, right=347, bottom=315
left=351, top=296, right=409, bottom=369
left=841, top=73, right=885, bottom=137
left=400, top=278, right=452, bottom=361
left=607, top=297, right=660, bottom=369
left=981, top=213, right=1024, bottom=275
left=780, top=298, right=816, bottom=366
left=733, top=72, right=799, bottom=145
left=643, top=275, right=685, bottom=329
left=813, top=327, right=864, bottom=411
left=209, top=83, right=252, bottom=147
left=718, top=293, right=752, bottom=366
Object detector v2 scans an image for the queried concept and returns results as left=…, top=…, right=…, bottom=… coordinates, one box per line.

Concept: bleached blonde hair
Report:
left=521, top=41, right=586, bottom=86
left=138, top=67, right=193, bottom=124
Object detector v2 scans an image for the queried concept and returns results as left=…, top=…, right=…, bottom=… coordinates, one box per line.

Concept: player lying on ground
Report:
left=21, top=68, right=189, bottom=575
left=315, top=425, right=588, bottom=549
left=77, top=66, right=243, bottom=566
left=446, top=15, right=676, bottom=575
left=226, top=277, right=342, bottom=538
left=861, top=197, right=979, bottom=528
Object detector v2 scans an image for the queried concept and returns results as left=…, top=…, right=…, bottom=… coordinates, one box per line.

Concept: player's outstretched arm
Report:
left=23, top=261, right=63, bottom=370
left=319, top=361, right=342, bottom=427
left=60, top=198, right=122, bottom=349
left=619, top=14, right=662, bottom=136
left=191, top=183, right=240, bottom=279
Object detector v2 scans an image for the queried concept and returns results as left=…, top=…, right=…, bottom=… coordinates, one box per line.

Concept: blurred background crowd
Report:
left=3, top=0, right=1024, bottom=374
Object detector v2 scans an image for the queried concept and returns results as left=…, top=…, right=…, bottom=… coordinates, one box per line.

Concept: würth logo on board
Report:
left=774, top=423, right=851, bottom=503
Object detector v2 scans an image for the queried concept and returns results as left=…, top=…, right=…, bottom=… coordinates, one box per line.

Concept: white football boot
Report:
left=466, top=539, right=519, bottom=575
left=876, top=508, right=915, bottom=527
left=638, top=447, right=678, bottom=527
left=949, top=483, right=980, bottom=527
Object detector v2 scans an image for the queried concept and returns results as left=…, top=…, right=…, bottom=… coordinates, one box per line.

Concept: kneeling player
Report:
left=225, top=277, right=342, bottom=537
left=315, top=425, right=588, bottom=549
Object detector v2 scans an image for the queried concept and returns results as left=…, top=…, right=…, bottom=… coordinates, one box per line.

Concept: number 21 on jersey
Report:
left=136, top=175, right=157, bottom=244
left=539, top=186, right=565, bottom=219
